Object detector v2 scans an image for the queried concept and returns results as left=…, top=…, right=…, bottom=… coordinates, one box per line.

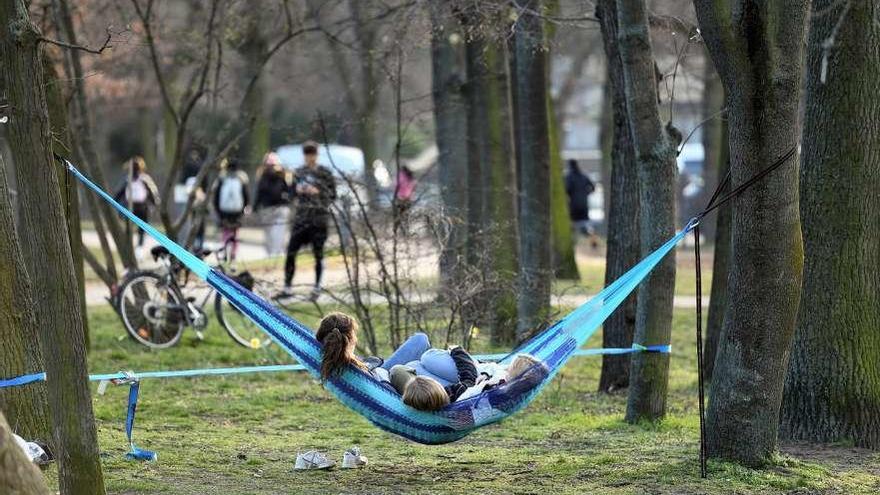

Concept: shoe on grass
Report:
left=294, top=451, right=334, bottom=470
left=308, top=285, right=321, bottom=302
left=275, top=285, right=294, bottom=299
left=341, top=447, right=368, bottom=469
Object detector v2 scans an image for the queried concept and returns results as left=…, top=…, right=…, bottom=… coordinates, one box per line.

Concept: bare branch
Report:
left=39, top=29, right=112, bottom=54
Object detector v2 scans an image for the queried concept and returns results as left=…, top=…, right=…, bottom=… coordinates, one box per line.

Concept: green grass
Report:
left=37, top=300, right=879, bottom=495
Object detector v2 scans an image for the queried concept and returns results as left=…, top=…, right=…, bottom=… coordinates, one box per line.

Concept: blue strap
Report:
left=124, top=381, right=157, bottom=462
left=0, top=372, right=46, bottom=388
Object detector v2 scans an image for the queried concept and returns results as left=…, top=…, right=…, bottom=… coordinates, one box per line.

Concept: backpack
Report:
left=129, top=178, right=148, bottom=203
left=218, top=175, right=244, bottom=213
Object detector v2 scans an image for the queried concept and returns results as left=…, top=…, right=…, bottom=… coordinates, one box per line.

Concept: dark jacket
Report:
left=291, top=164, right=337, bottom=223
left=564, top=167, right=595, bottom=222
left=443, top=347, right=479, bottom=402
left=254, top=169, right=289, bottom=210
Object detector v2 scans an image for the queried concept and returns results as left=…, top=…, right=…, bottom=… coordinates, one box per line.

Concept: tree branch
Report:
left=38, top=29, right=112, bottom=54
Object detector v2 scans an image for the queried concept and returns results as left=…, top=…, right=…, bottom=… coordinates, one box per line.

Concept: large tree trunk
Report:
left=237, top=8, right=270, bottom=176
left=429, top=4, right=469, bottom=292
left=703, top=120, right=730, bottom=382
left=0, top=1, right=106, bottom=492
left=464, top=32, right=489, bottom=278
left=349, top=0, right=380, bottom=205
left=510, top=0, right=552, bottom=338
left=486, top=43, right=520, bottom=345
left=780, top=0, right=880, bottom=449
left=596, top=0, right=639, bottom=393
left=44, top=53, right=90, bottom=347
left=0, top=412, right=51, bottom=495
left=0, top=154, right=49, bottom=442
left=616, top=0, right=678, bottom=422
left=693, top=0, right=807, bottom=466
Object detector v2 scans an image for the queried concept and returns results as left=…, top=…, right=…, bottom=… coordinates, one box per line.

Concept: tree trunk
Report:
left=779, top=0, right=880, bottom=449
left=510, top=0, right=552, bottom=338
left=598, top=78, right=613, bottom=223
left=693, top=0, right=807, bottom=466
left=237, top=12, right=270, bottom=176
left=53, top=0, right=136, bottom=273
left=485, top=42, right=520, bottom=345
left=700, top=57, right=725, bottom=241
left=43, top=53, right=90, bottom=347
left=703, top=120, right=730, bottom=382
left=0, top=153, right=49, bottom=443
left=596, top=0, right=640, bottom=393
left=547, top=96, right=580, bottom=280
left=349, top=0, right=380, bottom=205
left=545, top=0, right=579, bottom=281
left=464, top=33, right=489, bottom=276
left=0, top=1, right=106, bottom=492
left=615, top=0, right=678, bottom=422
left=429, top=3, right=469, bottom=292
left=0, top=412, right=51, bottom=495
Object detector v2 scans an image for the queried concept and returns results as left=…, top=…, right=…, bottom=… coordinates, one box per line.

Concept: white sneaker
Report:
left=341, top=447, right=368, bottom=469
left=294, top=450, right=334, bottom=470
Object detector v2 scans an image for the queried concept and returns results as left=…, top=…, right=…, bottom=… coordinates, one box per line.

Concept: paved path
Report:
left=82, top=227, right=708, bottom=309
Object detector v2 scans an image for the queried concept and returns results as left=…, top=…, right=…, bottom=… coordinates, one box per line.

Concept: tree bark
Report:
left=0, top=1, right=106, bottom=492
left=510, top=0, right=552, bottom=338
left=693, top=0, right=807, bottom=466
left=429, top=3, right=469, bottom=292
left=0, top=412, right=51, bottom=495
left=703, top=120, right=730, bottom=382
left=349, top=0, right=380, bottom=205
left=616, top=0, right=678, bottom=422
left=596, top=0, right=640, bottom=393
left=237, top=6, right=270, bottom=176
left=0, top=153, right=49, bottom=443
left=43, top=53, right=90, bottom=347
left=464, top=31, right=489, bottom=277
left=485, top=42, right=520, bottom=345
left=544, top=0, right=579, bottom=281
left=780, top=0, right=880, bottom=449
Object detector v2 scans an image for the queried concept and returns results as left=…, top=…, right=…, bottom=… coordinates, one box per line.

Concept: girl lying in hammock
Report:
left=315, top=312, right=543, bottom=411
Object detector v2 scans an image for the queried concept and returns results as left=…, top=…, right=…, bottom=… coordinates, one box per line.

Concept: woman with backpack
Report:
left=213, top=158, right=250, bottom=260
left=254, top=152, right=290, bottom=256
left=114, top=156, right=159, bottom=254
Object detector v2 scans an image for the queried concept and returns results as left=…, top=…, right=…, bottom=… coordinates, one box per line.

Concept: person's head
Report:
left=315, top=312, right=363, bottom=381
left=130, top=156, right=146, bottom=176
left=226, top=158, right=241, bottom=171
left=400, top=165, right=413, bottom=179
left=262, top=152, right=282, bottom=171
left=507, top=354, right=541, bottom=380
left=402, top=376, right=449, bottom=411
left=567, top=159, right=580, bottom=174
left=302, top=140, right=319, bottom=167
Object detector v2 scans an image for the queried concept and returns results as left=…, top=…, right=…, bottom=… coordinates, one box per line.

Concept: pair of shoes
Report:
left=342, top=447, right=368, bottom=469
left=293, top=448, right=368, bottom=470
left=276, top=285, right=294, bottom=299
left=294, top=451, right=334, bottom=470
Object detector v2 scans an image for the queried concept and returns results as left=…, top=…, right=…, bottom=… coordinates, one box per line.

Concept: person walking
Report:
left=254, top=152, right=290, bottom=256
left=213, top=158, right=250, bottom=260
left=564, top=159, right=596, bottom=237
left=281, top=141, right=336, bottom=300
left=114, top=156, right=159, bottom=256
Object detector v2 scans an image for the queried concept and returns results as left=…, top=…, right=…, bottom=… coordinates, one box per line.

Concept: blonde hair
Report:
left=402, top=376, right=449, bottom=411
left=315, top=312, right=366, bottom=381
left=507, top=354, right=541, bottom=380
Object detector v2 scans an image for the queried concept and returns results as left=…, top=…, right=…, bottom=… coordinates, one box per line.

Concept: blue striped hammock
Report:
left=67, top=160, right=689, bottom=445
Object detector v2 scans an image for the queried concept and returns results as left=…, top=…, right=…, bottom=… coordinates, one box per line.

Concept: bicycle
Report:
left=115, top=244, right=277, bottom=350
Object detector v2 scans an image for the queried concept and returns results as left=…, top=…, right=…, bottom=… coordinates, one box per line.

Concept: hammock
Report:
left=66, top=160, right=691, bottom=445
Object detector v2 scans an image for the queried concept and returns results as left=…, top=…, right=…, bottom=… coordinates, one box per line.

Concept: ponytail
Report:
left=315, top=313, right=365, bottom=381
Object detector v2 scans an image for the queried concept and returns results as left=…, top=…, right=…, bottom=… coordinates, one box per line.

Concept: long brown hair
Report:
left=315, top=312, right=366, bottom=381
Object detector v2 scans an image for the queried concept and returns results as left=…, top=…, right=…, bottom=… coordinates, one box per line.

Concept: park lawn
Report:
left=42, top=305, right=879, bottom=494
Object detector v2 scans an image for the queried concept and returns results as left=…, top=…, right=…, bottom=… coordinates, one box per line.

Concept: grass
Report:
left=38, top=301, right=879, bottom=495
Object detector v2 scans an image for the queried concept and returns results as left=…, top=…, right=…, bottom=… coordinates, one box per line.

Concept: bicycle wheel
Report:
left=118, top=271, right=186, bottom=349
left=215, top=285, right=274, bottom=349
